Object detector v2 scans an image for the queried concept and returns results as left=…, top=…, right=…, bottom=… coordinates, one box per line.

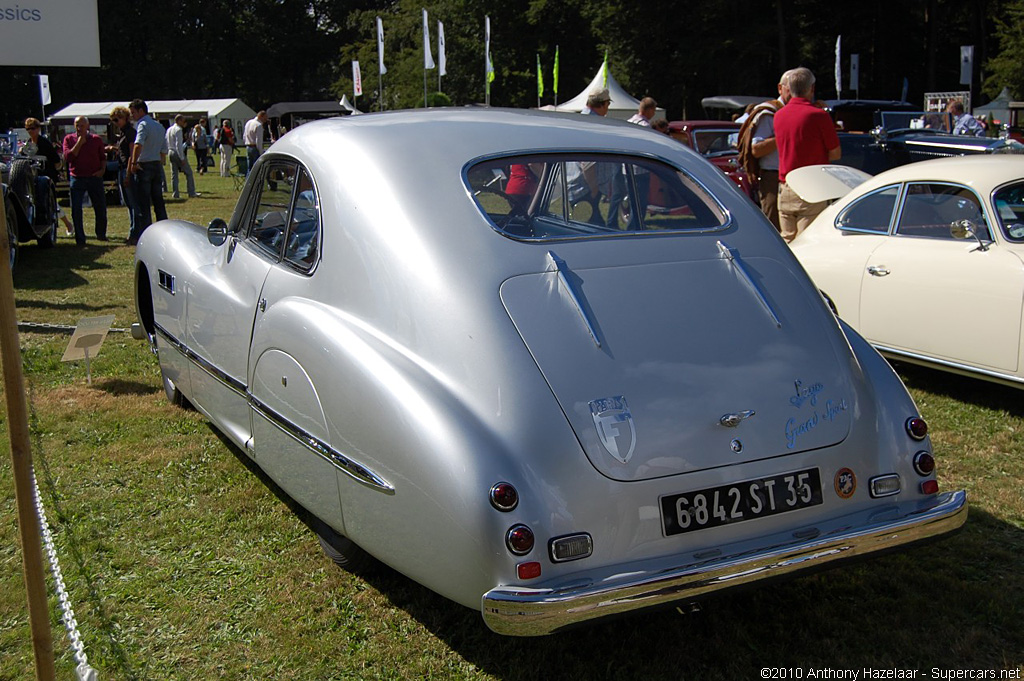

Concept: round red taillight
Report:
left=489, top=482, right=519, bottom=512
left=506, top=524, right=534, bottom=555
left=906, top=417, right=928, bottom=441
left=913, top=451, right=936, bottom=476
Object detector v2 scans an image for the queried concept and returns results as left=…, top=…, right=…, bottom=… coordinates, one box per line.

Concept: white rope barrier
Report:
left=32, top=469, right=98, bottom=681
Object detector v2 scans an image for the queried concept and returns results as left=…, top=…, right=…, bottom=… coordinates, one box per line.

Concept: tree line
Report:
left=1, top=0, right=1018, bottom=129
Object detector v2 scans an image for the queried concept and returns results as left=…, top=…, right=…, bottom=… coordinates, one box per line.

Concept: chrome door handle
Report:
left=867, top=265, right=890, bottom=277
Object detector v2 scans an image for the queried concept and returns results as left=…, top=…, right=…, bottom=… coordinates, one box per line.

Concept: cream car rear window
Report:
left=466, top=154, right=727, bottom=240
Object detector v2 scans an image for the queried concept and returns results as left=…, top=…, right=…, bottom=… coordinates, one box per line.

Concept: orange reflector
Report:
left=920, top=479, right=939, bottom=495
left=517, top=561, right=542, bottom=580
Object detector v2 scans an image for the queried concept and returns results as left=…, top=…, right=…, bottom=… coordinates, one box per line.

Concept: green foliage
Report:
left=983, top=0, right=1024, bottom=99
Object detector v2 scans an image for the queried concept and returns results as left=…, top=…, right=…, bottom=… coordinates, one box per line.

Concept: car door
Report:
left=859, top=181, right=1024, bottom=373
left=186, top=158, right=298, bottom=447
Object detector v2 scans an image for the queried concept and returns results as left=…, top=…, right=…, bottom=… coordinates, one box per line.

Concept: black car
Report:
left=836, top=110, right=1024, bottom=174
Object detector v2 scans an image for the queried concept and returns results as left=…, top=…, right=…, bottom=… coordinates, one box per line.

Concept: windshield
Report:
left=466, top=154, right=728, bottom=240
left=880, top=112, right=954, bottom=132
left=994, top=181, right=1024, bottom=242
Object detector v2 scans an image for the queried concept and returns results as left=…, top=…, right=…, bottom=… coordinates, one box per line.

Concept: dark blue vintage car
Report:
left=836, top=110, right=1024, bottom=174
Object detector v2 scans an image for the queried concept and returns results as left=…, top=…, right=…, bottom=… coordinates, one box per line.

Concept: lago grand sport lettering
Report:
left=785, top=380, right=847, bottom=449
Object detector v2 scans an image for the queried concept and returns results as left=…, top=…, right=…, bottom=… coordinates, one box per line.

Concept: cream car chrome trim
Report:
left=155, top=323, right=394, bottom=494
left=482, top=490, right=967, bottom=636
left=874, top=344, right=1024, bottom=386
left=250, top=397, right=395, bottom=494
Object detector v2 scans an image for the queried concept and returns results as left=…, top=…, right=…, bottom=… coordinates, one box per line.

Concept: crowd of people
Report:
left=17, top=102, right=270, bottom=247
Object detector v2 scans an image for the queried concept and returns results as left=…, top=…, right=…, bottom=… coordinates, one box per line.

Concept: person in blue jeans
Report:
left=61, top=116, right=107, bottom=245
left=105, top=106, right=138, bottom=241
left=126, top=99, right=168, bottom=245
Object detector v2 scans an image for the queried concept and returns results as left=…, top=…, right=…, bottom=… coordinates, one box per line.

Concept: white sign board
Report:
left=61, top=315, right=115, bottom=362
left=0, top=0, right=100, bottom=67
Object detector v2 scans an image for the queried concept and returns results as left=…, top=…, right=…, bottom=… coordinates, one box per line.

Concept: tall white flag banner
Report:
left=834, top=35, right=842, bottom=97
left=850, top=54, right=859, bottom=92
left=352, top=61, right=362, bottom=97
left=38, top=75, right=51, bottom=106
left=960, top=45, right=974, bottom=86
left=438, top=21, right=446, bottom=77
left=0, top=0, right=100, bottom=67
left=422, top=9, right=435, bottom=70
left=485, top=16, right=494, bottom=80
left=376, top=16, right=387, bottom=75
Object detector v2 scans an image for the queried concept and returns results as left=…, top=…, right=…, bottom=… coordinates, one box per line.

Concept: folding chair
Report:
left=231, top=155, right=249, bottom=190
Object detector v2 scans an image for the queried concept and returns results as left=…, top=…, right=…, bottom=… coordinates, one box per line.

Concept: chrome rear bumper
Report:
left=481, top=490, right=967, bottom=636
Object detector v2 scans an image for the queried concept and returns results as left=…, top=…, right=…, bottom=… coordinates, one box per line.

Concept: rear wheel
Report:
left=316, top=521, right=375, bottom=573
left=36, top=181, right=58, bottom=248
left=4, top=198, right=18, bottom=272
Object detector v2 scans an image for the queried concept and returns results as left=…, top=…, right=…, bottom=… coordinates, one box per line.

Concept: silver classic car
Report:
left=132, top=109, right=966, bottom=636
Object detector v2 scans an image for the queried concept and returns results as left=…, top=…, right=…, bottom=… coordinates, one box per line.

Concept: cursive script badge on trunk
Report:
left=589, top=396, right=637, bottom=464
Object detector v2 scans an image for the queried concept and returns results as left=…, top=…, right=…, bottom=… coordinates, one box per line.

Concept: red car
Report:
left=667, top=120, right=755, bottom=200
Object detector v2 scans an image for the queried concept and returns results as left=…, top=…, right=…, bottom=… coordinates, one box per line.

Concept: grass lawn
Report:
left=1, top=158, right=1022, bottom=679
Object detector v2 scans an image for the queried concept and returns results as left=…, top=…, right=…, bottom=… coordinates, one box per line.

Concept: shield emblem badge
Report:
left=589, top=396, right=637, bottom=464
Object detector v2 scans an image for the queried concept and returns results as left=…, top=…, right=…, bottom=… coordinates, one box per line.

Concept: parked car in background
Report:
left=667, top=120, right=755, bottom=199
left=1, top=149, right=60, bottom=271
left=132, top=109, right=966, bottom=636
left=837, top=110, right=1024, bottom=174
left=790, top=156, right=1024, bottom=389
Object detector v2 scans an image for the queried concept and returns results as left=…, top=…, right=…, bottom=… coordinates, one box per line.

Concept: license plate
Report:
left=660, top=468, right=823, bottom=536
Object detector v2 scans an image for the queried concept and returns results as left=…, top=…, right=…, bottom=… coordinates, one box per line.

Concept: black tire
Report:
left=4, top=198, right=17, bottom=272
left=35, top=180, right=57, bottom=248
left=316, top=522, right=375, bottom=573
left=8, top=159, right=33, bottom=204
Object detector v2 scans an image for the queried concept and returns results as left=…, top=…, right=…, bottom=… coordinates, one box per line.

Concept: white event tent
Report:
left=553, top=63, right=662, bottom=121
left=49, top=98, right=256, bottom=133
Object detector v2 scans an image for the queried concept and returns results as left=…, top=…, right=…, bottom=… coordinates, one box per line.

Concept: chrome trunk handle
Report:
left=867, top=265, right=890, bottom=277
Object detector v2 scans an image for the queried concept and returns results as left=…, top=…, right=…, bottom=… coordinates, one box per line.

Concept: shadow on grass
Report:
left=91, top=377, right=161, bottom=397
left=12, top=240, right=116, bottom=292
left=891, top=359, right=1024, bottom=417
left=215, top=418, right=1022, bottom=674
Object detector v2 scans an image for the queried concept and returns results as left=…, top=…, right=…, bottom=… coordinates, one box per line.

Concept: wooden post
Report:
left=0, top=200, right=56, bottom=679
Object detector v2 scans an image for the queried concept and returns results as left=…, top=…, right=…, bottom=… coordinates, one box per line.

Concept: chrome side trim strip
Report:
left=482, top=490, right=967, bottom=636
left=873, top=344, right=1024, bottom=386
left=155, top=323, right=247, bottom=396
left=154, top=323, right=394, bottom=494
left=250, top=397, right=394, bottom=494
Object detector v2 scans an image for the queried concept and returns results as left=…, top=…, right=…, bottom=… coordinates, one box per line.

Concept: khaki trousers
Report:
left=758, top=169, right=780, bottom=231
left=778, top=181, right=827, bottom=243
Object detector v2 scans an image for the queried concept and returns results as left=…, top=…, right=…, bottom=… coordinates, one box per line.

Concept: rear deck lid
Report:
left=500, top=248, right=854, bottom=482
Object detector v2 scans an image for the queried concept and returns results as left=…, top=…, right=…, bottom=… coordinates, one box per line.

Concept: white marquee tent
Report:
left=49, top=98, right=256, bottom=132
left=553, top=63, right=661, bottom=121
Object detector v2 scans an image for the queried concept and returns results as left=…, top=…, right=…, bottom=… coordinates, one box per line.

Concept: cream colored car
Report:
left=790, top=155, right=1024, bottom=388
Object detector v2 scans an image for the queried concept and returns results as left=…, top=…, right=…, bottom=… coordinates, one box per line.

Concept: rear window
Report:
left=466, top=154, right=728, bottom=240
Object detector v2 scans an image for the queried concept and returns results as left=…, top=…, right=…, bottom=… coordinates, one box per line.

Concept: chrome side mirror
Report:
left=951, top=219, right=990, bottom=251
left=207, top=218, right=229, bottom=246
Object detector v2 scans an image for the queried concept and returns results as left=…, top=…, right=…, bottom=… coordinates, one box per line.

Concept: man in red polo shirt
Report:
left=62, top=115, right=108, bottom=245
left=774, top=67, right=841, bottom=243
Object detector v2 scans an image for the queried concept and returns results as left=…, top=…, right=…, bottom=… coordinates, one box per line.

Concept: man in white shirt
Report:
left=166, top=114, right=198, bottom=198
left=243, top=111, right=268, bottom=175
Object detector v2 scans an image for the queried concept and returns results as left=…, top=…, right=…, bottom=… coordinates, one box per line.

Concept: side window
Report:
left=896, top=183, right=989, bottom=240
left=283, top=167, right=320, bottom=271
left=994, top=181, right=1024, bottom=241
left=248, top=160, right=298, bottom=258
left=835, top=186, right=898, bottom=234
